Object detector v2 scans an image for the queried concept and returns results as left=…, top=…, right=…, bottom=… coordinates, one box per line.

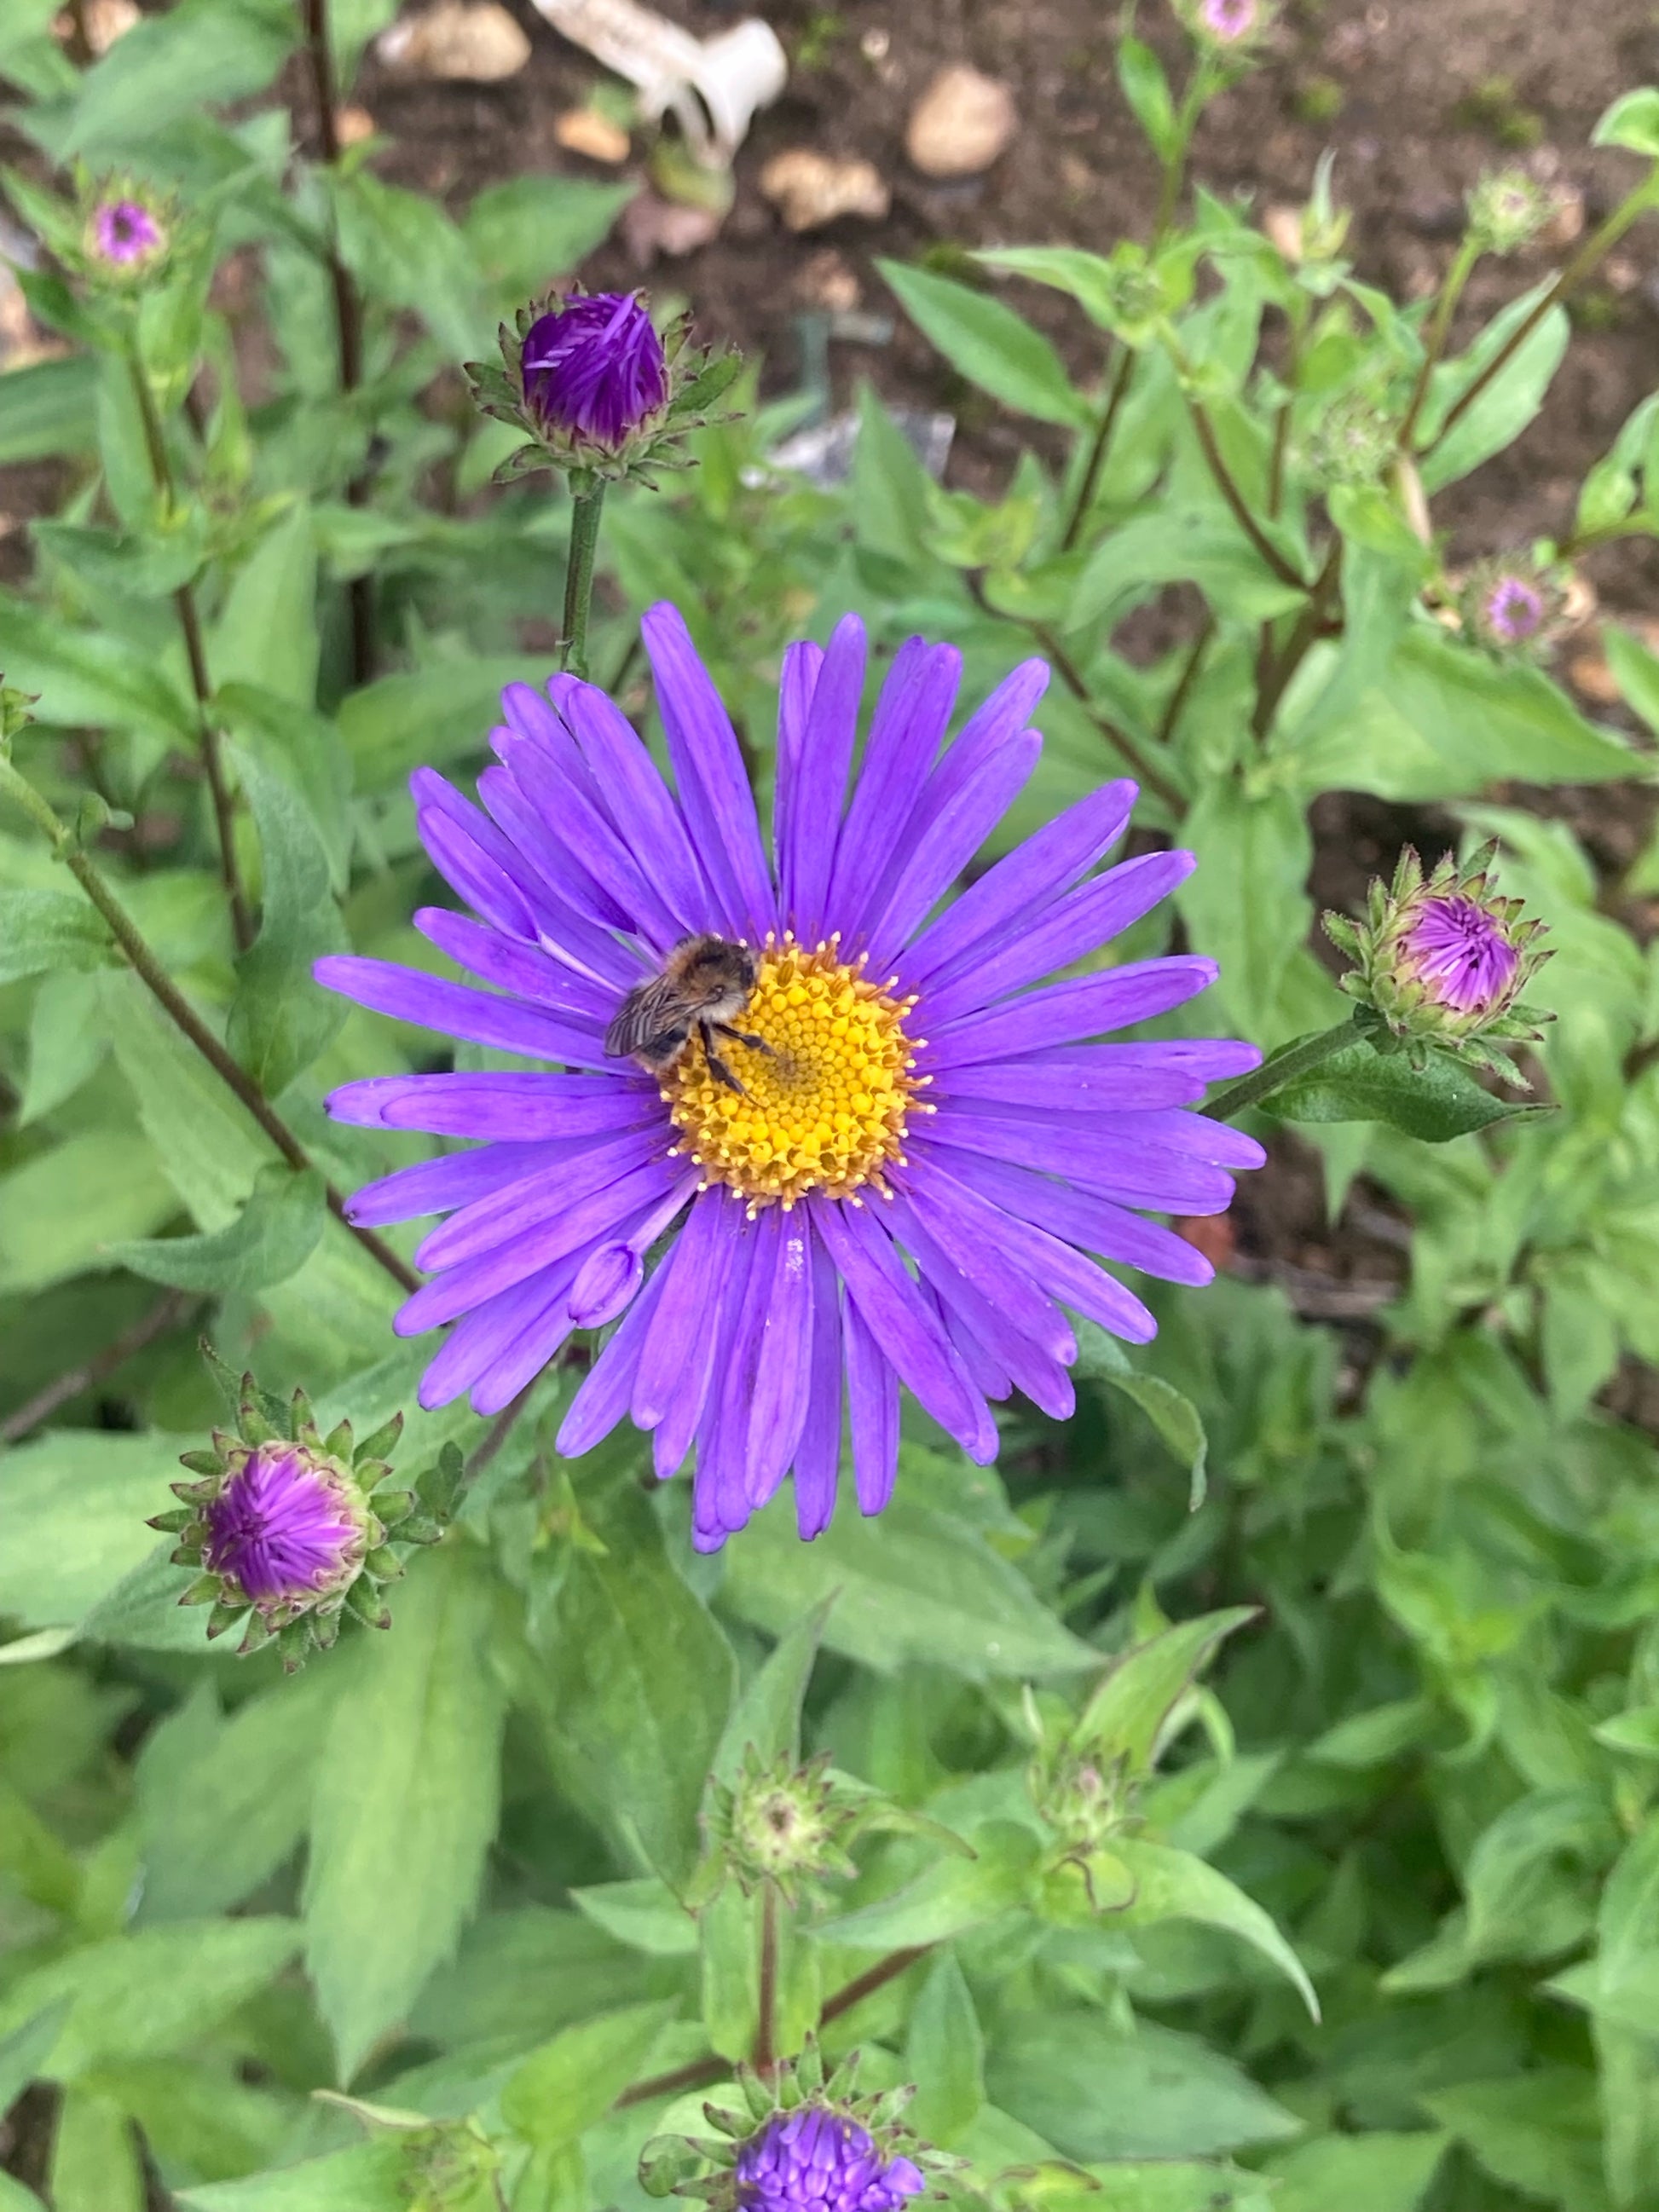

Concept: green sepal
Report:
left=393, top=1515, right=443, bottom=1546
left=324, top=1418, right=356, bottom=1460
left=372, top=1490, right=415, bottom=1527
left=179, top=1574, right=222, bottom=1608
left=177, top=1449, right=222, bottom=1478
left=364, top=1548, right=404, bottom=1582
left=344, top=1580, right=392, bottom=1630
left=147, top=1508, right=194, bottom=1535
left=205, top=1600, right=249, bottom=1641
left=355, top=1412, right=404, bottom=1466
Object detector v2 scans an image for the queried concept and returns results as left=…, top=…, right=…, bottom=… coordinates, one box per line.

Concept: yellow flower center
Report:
left=663, top=937, right=922, bottom=1210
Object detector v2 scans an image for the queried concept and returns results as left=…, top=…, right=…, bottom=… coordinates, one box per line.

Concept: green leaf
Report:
left=0, top=2004, right=72, bottom=2113
left=333, top=171, right=490, bottom=360
left=17, top=971, right=107, bottom=1125
left=0, top=594, right=194, bottom=742
left=1422, top=2074, right=1609, bottom=2212
left=905, top=1953, right=986, bottom=2146
left=878, top=261, right=1090, bottom=428
left=338, top=656, right=550, bottom=788
left=721, top=1491, right=1096, bottom=1682
left=1117, top=35, right=1179, bottom=160
left=50, top=2087, right=144, bottom=2212
left=569, top=1878, right=697, bottom=1957
left=303, top=1545, right=506, bottom=2081
left=49, top=0, right=297, bottom=159
left=0, top=355, right=100, bottom=464
left=1034, top=2165, right=1272, bottom=2212
left=105, top=1162, right=326, bottom=1294
left=1112, top=1838, right=1319, bottom=2019
left=0, top=2174, right=46, bottom=2211
left=211, top=502, right=319, bottom=709
left=1262, top=1037, right=1545, bottom=1141
left=1073, top=1326, right=1209, bottom=1510
left=1603, top=624, right=1659, bottom=738
left=0, top=889, right=107, bottom=983
left=1067, top=506, right=1306, bottom=633
left=1419, top=289, right=1569, bottom=490
left=1262, top=2132, right=1448, bottom=2212
left=0, top=1918, right=299, bottom=2076
left=986, top=2016, right=1301, bottom=2162
left=0, top=1429, right=188, bottom=1630
left=225, top=748, right=347, bottom=1095
left=177, top=2143, right=411, bottom=2212
left=0, top=1129, right=176, bottom=1295
left=816, top=1822, right=1039, bottom=1950
left=136, top=1671, right=336, bottom=1921
left=1593, top=88, right=1659, bottom=156
left=1593, top=1706, right=1659, bottom=1759
left=706, top=1594, right=834, bottom=1804
left=499, top=2001, right=674, bottom=2150
left=465, top=176, right=636, bottom=306
left=1175, top=776, right=1311, bottom=1038
left=34, top=515, right=210, bottom=599
left=540, top=1479, right=733, bottom=1888
left=1072, top=1609, right=1257, bottom=1777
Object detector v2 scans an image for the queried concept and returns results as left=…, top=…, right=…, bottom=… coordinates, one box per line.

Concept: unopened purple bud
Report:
left=1201, top=0, right=1257, bottom=39
left=1397, top=894, right=1522, bottom=1019
left=736, top=2112, right=926, bottom=2212
left=521, top=292, right=669, bottom=452
left=203, top=1443, right=367, bottom=1612
left=1483, top=575, right=1546, bottom=644
left=90, top=196, right=163, bottom=269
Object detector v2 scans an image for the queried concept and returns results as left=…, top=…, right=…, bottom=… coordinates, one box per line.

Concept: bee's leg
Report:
left=700, top=1023, right=750, bottom=1097
left=713, top=1021, right=776, bottom=1059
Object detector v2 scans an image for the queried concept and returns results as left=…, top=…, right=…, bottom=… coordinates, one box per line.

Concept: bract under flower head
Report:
left=317, top=606, right=1264, bottom=1548
left=1327, top=842, right=1552, bottom=1074
left=522, top=291, right=669, bottom=452
left=737, top=2111, right=924, bottom=2212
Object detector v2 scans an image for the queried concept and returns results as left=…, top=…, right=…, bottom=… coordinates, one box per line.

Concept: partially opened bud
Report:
left=78, top=179, right=174, bottom=287
left=1460, top=556, right=1565, bottom=657
left=736, top=2111, right=925, bottom=2212
left=522, top=291, right=669, bottom=453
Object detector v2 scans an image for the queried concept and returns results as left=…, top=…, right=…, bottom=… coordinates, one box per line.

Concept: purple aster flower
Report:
left=90, top=195, right=163, bottom=268
left=1397, top=894, right=1522, bottom=1018
left=1483, top=575, right=1546, bottom=645
left=316, top=607, right=1263, bottom=1548
left=1200, top=0, right=1257, bottom=39
left=201, top=1444, right=367, bottom=1609
left=521, top=292, right=669, bottom=452
left=736, top=2111, right=924, bottom=2212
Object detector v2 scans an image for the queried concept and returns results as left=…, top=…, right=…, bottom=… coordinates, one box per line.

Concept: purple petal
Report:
left=692, top=1225, right=766, bottom=1543
left=919, top=851, right=1195, bottom=1027
left=645, top=1198, right=743, bottom=1479
left=633, top=1188, right=735, bottom=1429
left=413, top=909, right=616, bottom=1024
left=779, top=613, right=864, bottom=941
left=642, top=604, right=776, bottom=939
left=900, top=781, right=1136, bottom=990
left=791, top=1226, right=843, bottom=1539
left=476, top=758, right=640, bottom=952
left=416, top=804, right=540, bottom=944
left=559, top=682, right=716, bottom=933
left=928, top=1278, right=1012, bottom=1403
left=744, top=1208, right=815, bottom=1509
left=470, top=1277, right=585, bottom=1415
left=313, top=956, right=610, bottom=1069
left=397, top=1152, right=681, bottom=1331
left=417, top=1254, right=581, bottom=1409
left=865, top=730, right=1042, bottom=968
left=844, top=1297, right=899, bottom=1516
left=343, top=1140, right=570, bottom=1227
left=829, top=641, right=962, bottom=935
left=329, top=1072, right=656, bottom=1142
left=923, top=1144, right=1220, bottom=1285
left=809, top=1198, right=996, bottom=1463
left=924, top=1110, right=1239, bottom=1213
left=416, top=1124, right=668, bottom=1270
left=555, top=1256, right=673, bottom=1455
left=919, top=957, right=1220, bottom=1069
left=884, top=1190, right=1075, bottom=1419
left=772, top=640, right=824, bottom=872
left=901, top=1157, right=1156, bottom=1343
left=487, top=723, right=681, bottom=950
left=930, top=1041, right=1254, bottom=1113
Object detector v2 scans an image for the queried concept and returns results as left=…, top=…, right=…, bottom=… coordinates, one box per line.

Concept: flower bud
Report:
left=1459, top=556, right=1564, bottom=657
left=1326, top=843, right=1552, bottom=1075
left=1466, top=167, right=1556, bottom=257
left=1181, top=0, right=1275, bottom=47
left=152, top=1373, right=444, bottom=1666
left=1305, top=388, right=1395, bottom=488
left=736, top=2111, right=925, bottom=2212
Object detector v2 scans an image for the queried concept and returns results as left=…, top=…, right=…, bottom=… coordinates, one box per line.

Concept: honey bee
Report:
left=604, top=933, right=772, bottom=1094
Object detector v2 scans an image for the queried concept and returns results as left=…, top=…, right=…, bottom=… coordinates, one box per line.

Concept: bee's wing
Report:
left=604, top=973, right=687, bottom=1060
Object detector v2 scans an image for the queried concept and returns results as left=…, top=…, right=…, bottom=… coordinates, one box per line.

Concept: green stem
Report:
left=561, top=485, right=607, bottom=680
left=1180, top=382, right=1309, bottom=592
left=0, top=759, right=418, bottom=1296
left=125, top=342, right=253, bottom=953
left=1398, top=234, right=1481, bottom=452
left=1061, top=350, right=1135, bottom=552
left=1025, top=618, right=1187, bottom=817
left=1252, top=537, right=1343, bottom=741
left=1426, top=177, right=1659, bottom=453
left=1152, top=68, right=1214, bottom=243
left=1204, top=1016, right=1367, bottom=1123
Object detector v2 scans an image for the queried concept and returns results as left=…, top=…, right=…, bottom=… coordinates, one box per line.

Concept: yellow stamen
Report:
left=662, top=938, right=917, bottom=1209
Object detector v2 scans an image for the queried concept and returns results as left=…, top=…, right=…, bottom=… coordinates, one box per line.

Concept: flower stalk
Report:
left=1202, top=1015, right=1371, bottom=1123
left=562, top=485, right=606, bottom=679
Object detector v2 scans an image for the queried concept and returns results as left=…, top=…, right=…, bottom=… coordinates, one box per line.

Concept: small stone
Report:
left=796, top=248, right=862, bottom=312
left=55, top=0, right=137, bottom=51
left=555, top=107, right=631, bottom=163
left=1540, top=179, right=1585, bottom=250
left=621, top=188, right=725, bottom=263
left=1263, top=203, right=1304, bottom=260
left=1568, top=647, right=1621, bottom=706
left=760, top=148, right=890, bottom=232
left=376, top=1, right=530, bottom=82
left=338, top=104, right=377, bottom=146
left=905, top=64, right=1016, bottom=179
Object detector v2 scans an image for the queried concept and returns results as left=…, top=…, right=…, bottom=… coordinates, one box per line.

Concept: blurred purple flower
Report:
left=90, top=195, right=162, bottom=268
left=736, top=2111, right=924, bottom=2212
left=1201, top=0, right=1257, bottom=39
left=1399, top=894, right=1522, bottom=1019
left=521, top=291, right=669, bottom=451
left=317, top=606, right=1263, bottom=1547
left=1483, top=575, right=1546, bottom=645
